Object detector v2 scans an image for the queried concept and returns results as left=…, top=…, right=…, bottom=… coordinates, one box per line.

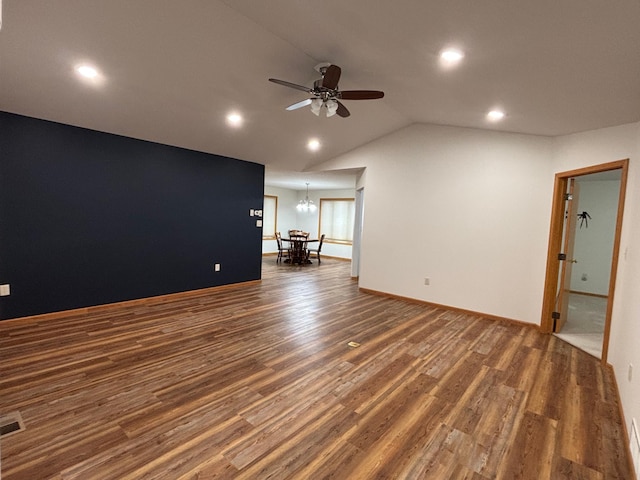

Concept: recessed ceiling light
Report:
left=75, top=64, right=99, bottom=79
left=226, top=112, right=243, bottom=127
left=439, top=48, right=464, bottom=66
left=307, top=138, right=321, bottom=151
left=487, top=110, right=506, bottom=122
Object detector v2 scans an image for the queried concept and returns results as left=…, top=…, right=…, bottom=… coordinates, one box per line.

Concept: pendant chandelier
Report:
left=297, top=182, right=316, bottom=212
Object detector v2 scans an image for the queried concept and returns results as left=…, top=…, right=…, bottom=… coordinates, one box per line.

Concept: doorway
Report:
left=540, top=159, right=628, bottom=363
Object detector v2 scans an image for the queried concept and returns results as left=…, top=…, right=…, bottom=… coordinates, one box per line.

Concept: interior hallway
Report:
left=554, top=293, right=607, bottom=359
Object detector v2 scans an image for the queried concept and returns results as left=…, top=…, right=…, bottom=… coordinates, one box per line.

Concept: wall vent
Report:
left=631, top=418, right=640, bottom=476
left=0, top=411, right=25, bottom=438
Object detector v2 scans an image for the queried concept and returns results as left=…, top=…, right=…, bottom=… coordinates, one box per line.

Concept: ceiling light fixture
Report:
left=439, top=48, right=464, bottom=65
left=310, top=98, right=340, bottom=117
left=487, top=109, right=506, bottom=122
left=297, top=182, right=317, bottom=212
left=226, top=112, right=243, bottom=127
left=325, top=99, right=338, bottom=117
left=310, top=99, right=323, bottom=116
left=76, top=64, right=99, bottom=79
left=307, top=138, right=321, bottom=151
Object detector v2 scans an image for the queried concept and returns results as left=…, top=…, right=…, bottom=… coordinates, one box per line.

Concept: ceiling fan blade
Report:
left=286, top=98, right=313, bottom=111
left=322, top=65, right=341, bottom=90
left=336, top=101, right=350, bottom=118
left=269, top=78, right=313, bottom=93
left=338, top=90, right=385, bottom=100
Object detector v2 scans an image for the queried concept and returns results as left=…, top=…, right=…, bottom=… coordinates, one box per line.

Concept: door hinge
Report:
left=552, top=311, right=560, bottom=331
left=558, top=253, right=566, bottom=261
left=564, top=193, right=573, bottom=201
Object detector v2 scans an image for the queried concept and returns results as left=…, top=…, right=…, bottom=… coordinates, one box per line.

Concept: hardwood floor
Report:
left=0, top=258, right=633, bottom=479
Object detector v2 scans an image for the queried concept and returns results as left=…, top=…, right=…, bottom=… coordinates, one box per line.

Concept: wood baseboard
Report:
left=608, top=363, right=638, bottom=480
left=262, top=252, right=351, bottom=262
left=320, top=255, right=351, bottom=262
left=1, top=280, right=261, bottom=325
left=358, top=287, right=535, bottom=329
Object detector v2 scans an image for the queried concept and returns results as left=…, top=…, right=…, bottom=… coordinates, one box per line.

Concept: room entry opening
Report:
left=540, top=159, right=628, bottom=363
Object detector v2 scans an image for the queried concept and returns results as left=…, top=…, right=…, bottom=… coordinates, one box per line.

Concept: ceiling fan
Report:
left=268, top=63, right=384, bottom=118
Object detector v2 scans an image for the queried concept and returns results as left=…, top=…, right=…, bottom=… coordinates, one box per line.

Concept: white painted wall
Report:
left=317, top=123, right=555, bottom=324
left=553, top=121, right=640, bottom=451
left=262, top=185, right=355, bottom=259
left=570, top=179, right=621, bottom=295
left=316, top=120, right=640, bottom=449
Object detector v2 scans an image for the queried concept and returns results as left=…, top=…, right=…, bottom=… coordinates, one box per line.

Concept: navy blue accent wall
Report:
left=0, top=111, right=264, bottom=320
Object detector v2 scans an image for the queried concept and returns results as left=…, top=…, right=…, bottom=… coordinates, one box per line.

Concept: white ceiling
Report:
left=1, top=1, right=639, bottom=190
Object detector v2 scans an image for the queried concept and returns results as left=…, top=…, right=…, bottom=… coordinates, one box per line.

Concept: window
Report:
left=263, top=195, right=277, bottom=239
left=319, top=198, right=355, bottom=244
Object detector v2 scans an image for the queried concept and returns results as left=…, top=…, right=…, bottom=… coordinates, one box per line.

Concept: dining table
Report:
left=282, top=236, right=318, bottom=264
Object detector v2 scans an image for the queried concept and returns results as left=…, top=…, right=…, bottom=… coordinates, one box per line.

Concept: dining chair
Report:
left=306, top=233, right=325, bottom=264
left=275, top=232, right=289, bottom=263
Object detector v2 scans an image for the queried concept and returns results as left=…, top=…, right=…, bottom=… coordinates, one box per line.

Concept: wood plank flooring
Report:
left=0, top=258, right=633, bottom=479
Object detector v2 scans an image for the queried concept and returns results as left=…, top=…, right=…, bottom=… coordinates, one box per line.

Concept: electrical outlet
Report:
left=214, top=263, right=221, bottom=272
left=424, top=278, right=430, bottom=286
left=0, top=284, right=10, bottom=296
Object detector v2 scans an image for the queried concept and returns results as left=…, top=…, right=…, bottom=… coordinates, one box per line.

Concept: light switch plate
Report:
left=0, top=284, right=10, bottom=296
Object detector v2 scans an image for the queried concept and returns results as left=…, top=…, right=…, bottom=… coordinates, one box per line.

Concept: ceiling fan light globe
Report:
left=325, top=99, right=338, bottom=117
left=310, top=98, right=322, bottom=115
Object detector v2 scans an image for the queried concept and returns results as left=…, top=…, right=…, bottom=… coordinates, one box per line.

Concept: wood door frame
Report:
left=540, top=159, right=628, bottom=364
left=555, top=178, right=579, bottom=333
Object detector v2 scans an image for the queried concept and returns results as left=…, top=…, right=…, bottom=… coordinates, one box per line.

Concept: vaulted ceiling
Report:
left=1, top=1, right=639, bottom=189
